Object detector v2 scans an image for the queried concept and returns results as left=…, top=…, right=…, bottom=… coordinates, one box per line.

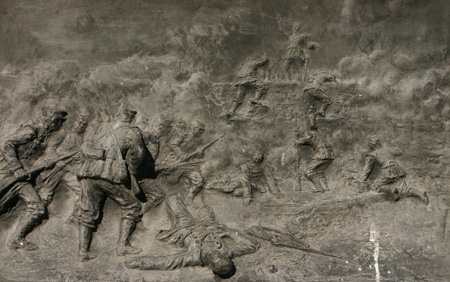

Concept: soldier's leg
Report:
left=373, top=177, right=399, bottom=200
left=166, top=195, right=195, bottom=227
left=305, top=160, right=326, bottom=193
left=100, top=180, right=142, bottom=256
left=250, top=85, right=269, bottom=104
left=77, top=178, right=104, bottom=261
left=227, top=86, right=247, bottom=116
left=283, top=57, right=293, bottom=81
left=311, top=90, right=331, bottom=117
left=307, top=104, right=318, bottom=130
left=316, top=159, right=333, bottom=191
left=185, top=171, right=204, bottom=202
left=37, top=170, right=64, bottom=206
left=9, top=183, right=46, bottom=251
left=60, top=172, right=82, bottom=222
left=397, top=178, right=429, bottom=205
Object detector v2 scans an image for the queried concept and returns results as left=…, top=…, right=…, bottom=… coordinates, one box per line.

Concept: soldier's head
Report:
left=252, top=152, right=264, bottom=164
left=368, top=136, right=381, bottom=150
left=41, top=107, right=67, bottom=132
left=136, top=116, right=149, bottom=131
left=118, top=104, right=137, bottom=124
left=74, top=115, right=89, bottom=134
left=201, top=234, right=236, bottom=278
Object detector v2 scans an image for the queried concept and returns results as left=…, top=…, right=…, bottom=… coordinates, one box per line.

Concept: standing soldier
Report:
left=0, top=107, right=67, bottom=250
left=76, top=106, right=152, bottom=261
left=283, top=23, right=317, bottom=82
left=226, top=57, right=269, bottom=119
left=294, top=130, right=334, bottom=193
left=358, top=137, right=428, bottom=205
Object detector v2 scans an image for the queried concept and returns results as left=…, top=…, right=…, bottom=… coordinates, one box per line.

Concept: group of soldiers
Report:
left=0, top=105, right=264, bottom=278
left=0, top=23, right=429, bottom=279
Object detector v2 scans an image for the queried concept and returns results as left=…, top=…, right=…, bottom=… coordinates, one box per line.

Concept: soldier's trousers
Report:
left=77, top=178, right=141, bottom=229
left=7, top=182, right=45, bottom=220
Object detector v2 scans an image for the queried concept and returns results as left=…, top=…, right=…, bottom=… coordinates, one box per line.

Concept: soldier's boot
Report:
left=78, top=225, right=97, bottom=262
left=407, top=189, right=429, bottom=205
left=116, top=219, right=142, bottom=256
left=8, top=213, right=42, bottom=251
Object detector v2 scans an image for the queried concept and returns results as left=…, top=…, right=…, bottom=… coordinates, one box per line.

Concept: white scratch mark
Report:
left=281, top=152, right=285, bottom=166
left=370, top=224, right=381, bottom=282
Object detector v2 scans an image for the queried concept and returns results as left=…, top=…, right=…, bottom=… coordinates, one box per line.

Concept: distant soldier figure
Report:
left=294, top=130, right=333, bottom=193
left=77, top=106, right=154, bottom=261
left=206, top=152, right=282, bottom=205
left=226, top=57, right=269, bottom=119
left=358, top=137, right=429, bottom=205
left=283, top=23, right=317, bottom=81
left=303, top=74, right=336, bottom=130
left=124, top=195, right=259, bottom=278
left=0, top=107, right=67, bottom=251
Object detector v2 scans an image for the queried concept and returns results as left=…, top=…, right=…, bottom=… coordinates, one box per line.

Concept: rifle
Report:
left=156, top=161, right=202, bottom=175
left=180, top=134, right=224, bottom=163
left=247, top=225, right=345, bottom=260
left=0, top=151, right=77, bottom=197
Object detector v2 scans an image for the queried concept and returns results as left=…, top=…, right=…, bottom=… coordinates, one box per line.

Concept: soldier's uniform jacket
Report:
left=235, top=59, right=267, bottom=86
left=0, top=124, right=53, bottom=176
left=284, top=33, right=308, bottom=60
left=362, top=148, right=406, bottom=180
left=309, top=135, right=333, bottom=161
left=78, top=122, right=148, bottom=184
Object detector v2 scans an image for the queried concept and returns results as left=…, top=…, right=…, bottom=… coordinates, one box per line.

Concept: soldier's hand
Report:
left=14, top=168, right=29, bottom=181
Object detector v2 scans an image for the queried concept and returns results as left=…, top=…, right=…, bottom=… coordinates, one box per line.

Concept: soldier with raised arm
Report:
left=358, top=137, right=428, bottom=205
left=283, top=22, right=317, bottom=81
left=0, top=107, right=67, bottom=251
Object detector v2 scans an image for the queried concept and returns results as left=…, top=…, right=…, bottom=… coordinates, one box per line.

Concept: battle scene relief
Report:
left=0, top=1, right=449, bottom=281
